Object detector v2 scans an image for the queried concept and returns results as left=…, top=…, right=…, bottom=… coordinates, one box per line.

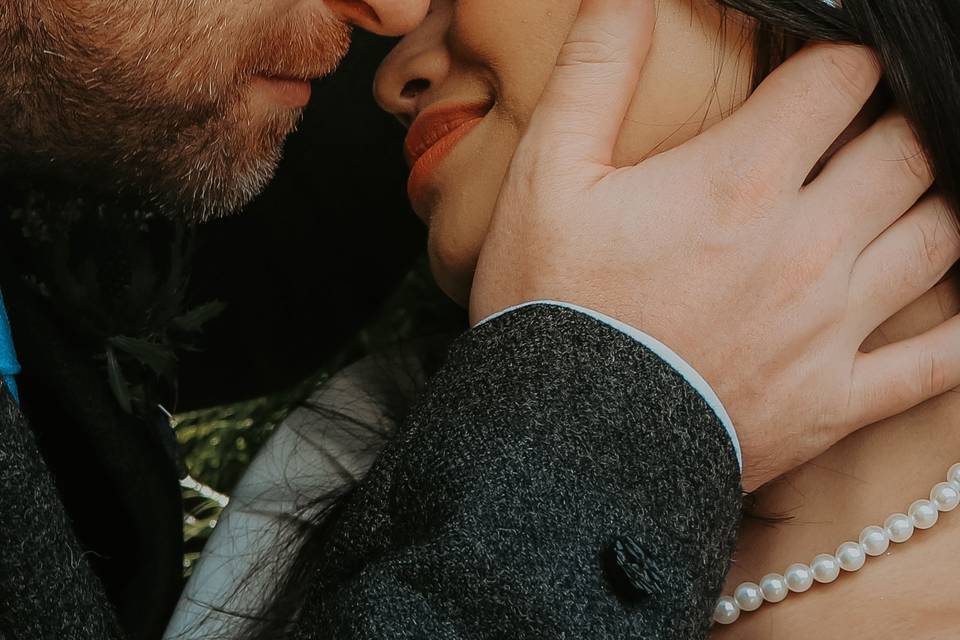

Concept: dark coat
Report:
left=0, top=280, right=183, bottom=640
left=290, top=304, right=742, bottom=639
left=0, top=304, right=741, bottom=639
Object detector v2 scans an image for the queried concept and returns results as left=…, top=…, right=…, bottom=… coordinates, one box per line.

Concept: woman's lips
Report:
left=405, top=102, right=492, bottom=211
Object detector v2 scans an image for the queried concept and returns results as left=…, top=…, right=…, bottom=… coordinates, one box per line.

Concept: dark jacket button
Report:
left=602, top=536, right=667, bottom=604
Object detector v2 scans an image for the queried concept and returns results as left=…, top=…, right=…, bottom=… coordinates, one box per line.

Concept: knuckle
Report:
left=816, top=46, right=877, bottom=108
left=913, top=219, right=942, bottom=273
left=939, top=201, right=960, bottom=254
left=556, top=33, right=623, bottom=67
left=915, top=348, right=947, bottom=398
left=934, top=278, right=960, bottom=320
left=913, top=200, right=960, bottom=272
left=884, top=117, right=932, bottom=185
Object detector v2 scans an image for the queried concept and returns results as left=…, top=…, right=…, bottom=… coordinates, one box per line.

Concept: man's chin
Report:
left=153, top=102, right=303, bottom=222
left=162, top=157, right=278, bottom=222
left=173, top=163, right=275, bottom=222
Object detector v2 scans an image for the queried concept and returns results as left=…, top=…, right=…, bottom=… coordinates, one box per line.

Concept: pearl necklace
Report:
left=712, top=462, right=960, bottom=626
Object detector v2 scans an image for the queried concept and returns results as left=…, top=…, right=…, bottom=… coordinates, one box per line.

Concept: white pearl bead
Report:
left=810, top=553, right=841, bottom=583
left=713, top=596, right=741, bottom=625
left=734, top=582, right=764, bottom=612
left=931, top=482, right=960, bottom=512
left=948, top=463, right=960, bottom=486
left=859, top=525, right=890, bottom=556
left=759, top=573, right=789, bottom=603
left=835, top=542, right=866, bottom=572
left=784, top=563, right=814, bottom=593
left=909, top=499, right=939, bottom=529
left=885, top=513, right=915, bottom=543
left=708, top=463, right=960, bottom=630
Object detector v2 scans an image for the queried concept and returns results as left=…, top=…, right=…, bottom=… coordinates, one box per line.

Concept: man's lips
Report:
left=405, top=102, right=492, bottom=209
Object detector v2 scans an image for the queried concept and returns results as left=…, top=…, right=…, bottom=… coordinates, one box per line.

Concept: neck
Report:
left=715, top=281, right=960, bottom=638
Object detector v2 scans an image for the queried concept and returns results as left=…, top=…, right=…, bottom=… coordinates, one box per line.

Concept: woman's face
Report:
left=375, top=0, right=753, bottom=303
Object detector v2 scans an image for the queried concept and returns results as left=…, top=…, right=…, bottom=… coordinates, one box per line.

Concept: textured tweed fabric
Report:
left=0, top=381, right=125, bottom=640
left=293, top=304, right=742, bottom=639
left=0, top=303, right=742, bottom=639
left=2, top=286, right=184, bottom=640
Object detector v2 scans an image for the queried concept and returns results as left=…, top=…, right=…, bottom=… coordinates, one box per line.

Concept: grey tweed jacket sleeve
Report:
left=0, top=382, right=125, bottom=640
left=293, top=304, right=742, bottom=639
left=0, top=303, right=741, bottom=640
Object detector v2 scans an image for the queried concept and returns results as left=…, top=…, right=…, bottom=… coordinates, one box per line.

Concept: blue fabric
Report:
left=0, top=290, right=20, bottom=403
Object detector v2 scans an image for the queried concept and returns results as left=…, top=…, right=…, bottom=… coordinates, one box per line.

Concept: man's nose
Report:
left=327, top=0, right=430, bottom=36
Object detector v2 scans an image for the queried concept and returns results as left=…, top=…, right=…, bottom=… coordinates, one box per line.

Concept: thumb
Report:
left=526, top=0, right=655, bottom=167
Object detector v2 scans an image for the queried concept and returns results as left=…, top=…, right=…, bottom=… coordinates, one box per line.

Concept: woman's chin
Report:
left=430, top=262, right=471, bottom=308
left=427, top=237, right=479, bottom=309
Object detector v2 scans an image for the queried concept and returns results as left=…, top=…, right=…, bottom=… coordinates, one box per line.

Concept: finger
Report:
left=863, top=277, right=960, bottom=352
left=524, top=0, right=655, bottom=167
left=805, top=112, right=932, bottom=248
left=713, top=43, right=881, bottom=188
left=851, top=194, right=960, bottom=337
left=851, top=310, right=960, bottom=428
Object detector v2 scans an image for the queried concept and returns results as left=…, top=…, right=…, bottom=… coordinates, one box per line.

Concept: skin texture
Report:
left=375, top=0, right=754, bottom=303
left=714, top=281, right=960, bottom=639
left=0, top=0, right=429, bottom=219
left=376, top=1, right=960, bottom=636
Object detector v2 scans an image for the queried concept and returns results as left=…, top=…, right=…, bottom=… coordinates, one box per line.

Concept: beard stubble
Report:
left=0, top=0, right=352, bottom=220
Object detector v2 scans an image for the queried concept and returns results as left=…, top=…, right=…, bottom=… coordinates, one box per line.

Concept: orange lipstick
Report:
left=405, top=101, right=492, bottom=210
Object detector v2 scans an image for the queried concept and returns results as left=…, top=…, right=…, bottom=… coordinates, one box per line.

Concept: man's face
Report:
left=0, top=0, right=428, bottom=219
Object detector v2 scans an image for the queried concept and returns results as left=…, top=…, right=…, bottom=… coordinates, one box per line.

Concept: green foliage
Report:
left=173, top=256, right=463, bottom=575
left=175, top=385, right=317, bottom=573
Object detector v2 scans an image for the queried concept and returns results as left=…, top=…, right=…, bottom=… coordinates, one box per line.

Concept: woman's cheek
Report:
left=430, top=159, right=502, bottom=272
left=428, top=116, right=520, bottom=302
left=451, top=0, right=577, bottom=105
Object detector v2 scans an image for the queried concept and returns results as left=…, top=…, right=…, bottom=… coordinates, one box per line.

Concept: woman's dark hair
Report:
left=231, top=3, right=960, bottom=638
left=725, top=0, right=960, bottom=218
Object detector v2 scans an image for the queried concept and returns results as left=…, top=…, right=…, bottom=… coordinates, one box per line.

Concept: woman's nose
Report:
left=327, top=0, right=430, bottom=36
left=374, top=34, right=450, bottom=125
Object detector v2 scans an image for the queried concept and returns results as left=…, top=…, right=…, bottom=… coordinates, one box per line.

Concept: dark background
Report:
left=178, top=32, right=430, bottom=408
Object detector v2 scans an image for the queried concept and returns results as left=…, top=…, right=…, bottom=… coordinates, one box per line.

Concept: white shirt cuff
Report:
left=476, top=301, right=742, bottom=472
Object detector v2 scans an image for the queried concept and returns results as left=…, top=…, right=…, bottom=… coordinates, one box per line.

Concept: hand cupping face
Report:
left=374, top=0, right=749, bottom=304
left=377, top=0, right=960, bottom=489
